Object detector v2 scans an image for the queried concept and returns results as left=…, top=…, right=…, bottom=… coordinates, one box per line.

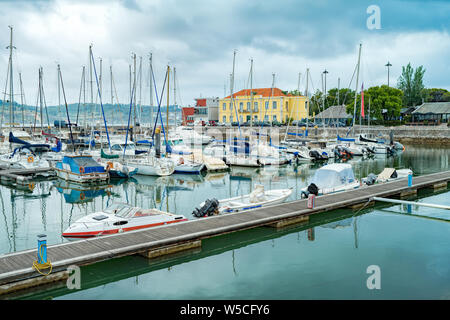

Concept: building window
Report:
left=254, top=115, right=258, bottom=121
left=239, top=102, right=243, bottom=112
left=264, top=115, right=269, bottom=121
left=265, top=101, right=269, bottom=110
left=222, top=103, right=226, bottom=110
left=273, top=101, right=277, bottom=109
left=273, top=115, right=277, bottom=121
left=285, top=101, right=289, bottom=110
left=239, top=115, right=243, bottom=123
left=223, top=115, right=227, bottom=123
left=254, top=102, right=258, bottom=112
left=246, top=102, right=250, bottom=111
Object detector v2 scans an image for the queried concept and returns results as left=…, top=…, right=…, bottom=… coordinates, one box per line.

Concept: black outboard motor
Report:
left=192, top=198, right=219, bottom=217
left=301, top=183, right=319, bottom=198
left=309, top=150, right=328, bottom=161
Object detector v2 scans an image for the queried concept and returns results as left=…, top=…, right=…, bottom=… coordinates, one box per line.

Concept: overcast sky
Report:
left=0, top=0, right=449, bottom=108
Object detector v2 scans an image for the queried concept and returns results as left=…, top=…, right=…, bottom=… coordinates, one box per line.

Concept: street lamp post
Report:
left=385, top=62, right=392, bottom=87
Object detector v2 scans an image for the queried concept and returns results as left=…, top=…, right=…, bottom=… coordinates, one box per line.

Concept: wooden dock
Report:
left=0, top=170, right=449, bottom=294
left=0, top=166, right=55, bottom=185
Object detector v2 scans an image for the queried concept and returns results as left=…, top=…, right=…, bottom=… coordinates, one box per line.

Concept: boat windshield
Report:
left=104, top=203, right=134, bottom=217
left=310, top=167, right=355, bottom=189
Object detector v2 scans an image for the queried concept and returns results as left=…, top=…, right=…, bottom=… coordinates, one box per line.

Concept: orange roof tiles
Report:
left=224, top=88, right=290, bottom=99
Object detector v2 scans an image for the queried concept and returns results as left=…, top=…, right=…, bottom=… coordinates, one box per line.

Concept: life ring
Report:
left=28, top=183, right=35, bottom=191
left=79, top=166, right=85, bottom=174
left=80, top=192, right=85, bottom=201
left=27, top=156, right=34, bottom=163
left=106, top=162, right=113, bottom=171
left=178, top=157, right=184, bottom=165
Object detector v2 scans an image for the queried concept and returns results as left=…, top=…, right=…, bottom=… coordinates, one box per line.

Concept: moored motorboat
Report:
left=192, top=184, right=293, bottom=216
left=300, top=163, right=360, bottom=198
left=55, top=154, right=109, bottom=184
left=62, top=202, right=187, bottom=238
left=362, top=168, right=413, bottom=185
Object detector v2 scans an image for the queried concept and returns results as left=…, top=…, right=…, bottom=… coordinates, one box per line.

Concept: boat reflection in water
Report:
left=54, top=180, right=114, bottom=204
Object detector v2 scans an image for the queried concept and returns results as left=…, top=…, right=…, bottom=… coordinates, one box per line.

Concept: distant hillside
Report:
left=0, top=100, right=181, bottom=126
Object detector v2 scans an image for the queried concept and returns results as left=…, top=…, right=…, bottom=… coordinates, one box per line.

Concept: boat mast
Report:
left=352, top=43, right=362, bottom=136
left=39, top=67, right=44, bottom=131
left=305, top=68, right=309, bottom=132
left=173, top=66, right=177, bottom=130
left=89, top=45, right=94, bottom=139
left=7, top=26, right=15, bottom=129
left=57, top=64, right=62, bottom=132
left=230, top=50, right=240, bottom=137
left=296, top=72, right=301, bottom=140
left=166, top=65, right=170, bottom=139
left=138, top=56, right=142, bottom=133
left=250, top=58, right=253, bottom=129
left=149, top=53, right=154, bottom=132
left=110, top=65, right=113, bottom=128
left=133, top=53, right=137, bottom=131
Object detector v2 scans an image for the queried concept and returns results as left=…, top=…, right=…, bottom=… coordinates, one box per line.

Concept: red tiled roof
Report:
left=224, top=88, right=289, bottom=99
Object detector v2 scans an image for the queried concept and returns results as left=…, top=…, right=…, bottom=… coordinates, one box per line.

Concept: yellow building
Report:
left=219, top=88, right=309, bottom=124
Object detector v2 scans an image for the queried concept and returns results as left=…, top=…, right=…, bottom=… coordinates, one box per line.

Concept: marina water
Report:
left=1, top=144, right=449, bottom=299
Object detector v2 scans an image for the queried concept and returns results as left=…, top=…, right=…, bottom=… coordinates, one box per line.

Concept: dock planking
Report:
left=0, top=170, right=449, bottom=288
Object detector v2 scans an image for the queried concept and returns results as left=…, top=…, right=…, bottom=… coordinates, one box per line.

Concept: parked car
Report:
left=271, top=120, right=282, bottom=127
left=208, top=120, right=217, bottom=126
left=194, top=120, right=206, bottom=126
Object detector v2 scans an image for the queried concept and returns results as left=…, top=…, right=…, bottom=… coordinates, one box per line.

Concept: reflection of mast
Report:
left=0, top=190, right=12, bottom=252
left=232, top=250, right=237, bottom=276
left=307, top=228, right=315, bottom=241
left=353, top=216, right=358, bottom=249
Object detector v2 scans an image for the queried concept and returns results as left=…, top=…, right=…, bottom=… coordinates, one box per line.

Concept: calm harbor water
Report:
left=1, top=144, right=449, bottom=299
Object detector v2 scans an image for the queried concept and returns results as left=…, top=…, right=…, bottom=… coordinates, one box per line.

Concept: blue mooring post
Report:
left=408, top=173, right=412, bottom=187
left=37, top=234, right=47, bottom=264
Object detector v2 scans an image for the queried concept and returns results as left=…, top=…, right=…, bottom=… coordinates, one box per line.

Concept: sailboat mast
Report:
left=89, top=45, right=94, bottom=134
left=173, top=66, right=177, bottom=129
left=352, top=43, right=362, bottom=136
left=149, top=53, right=153, bottom=131
left=250, top=58, right=253, bottom=129
left=8, top=26, right=14, bottom=128
left=305, top=68, right=309, bottom=130
left=133, top=53, right=137, bottom=130
left=39, top=67, right=44, bottom=131
left=138, top=56, right=142, bottom=132
left=57, top=64, right=61, bottom=132
left=296, top=72, right=301, bottom=139
left=110, top=65, right=113, bottom=128
left=166, top=65, right=170, bottom=137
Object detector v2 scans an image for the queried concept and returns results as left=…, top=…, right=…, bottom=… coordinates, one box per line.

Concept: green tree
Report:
left=421, top=88, right=450, bottom=102
left=397, top=63, right=426, bottom=106
left=345, top=85, right=403, bottom=121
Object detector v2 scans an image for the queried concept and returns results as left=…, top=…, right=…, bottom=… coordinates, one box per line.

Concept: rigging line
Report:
left=40, top=70, right=51, bottom=129
left=90, top=49, right=111, bottom=151
left=0, top=58, right=11, bottom=131
left=58, top=66, right=76, bottom=153
left=75, top=67, right=85, bottom=125
left=123, top=67, right=136, bottom=160
left=111, top=69, right=123, bottom=126
left=150, top=65, right=169, bottom=145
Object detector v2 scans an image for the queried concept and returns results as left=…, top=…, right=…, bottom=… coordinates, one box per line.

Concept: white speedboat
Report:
left=192, top=184, right=293, bottom=216
left=300, top=163, right=360, bottom=198
left=62, top=202, right=187, bottom=238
